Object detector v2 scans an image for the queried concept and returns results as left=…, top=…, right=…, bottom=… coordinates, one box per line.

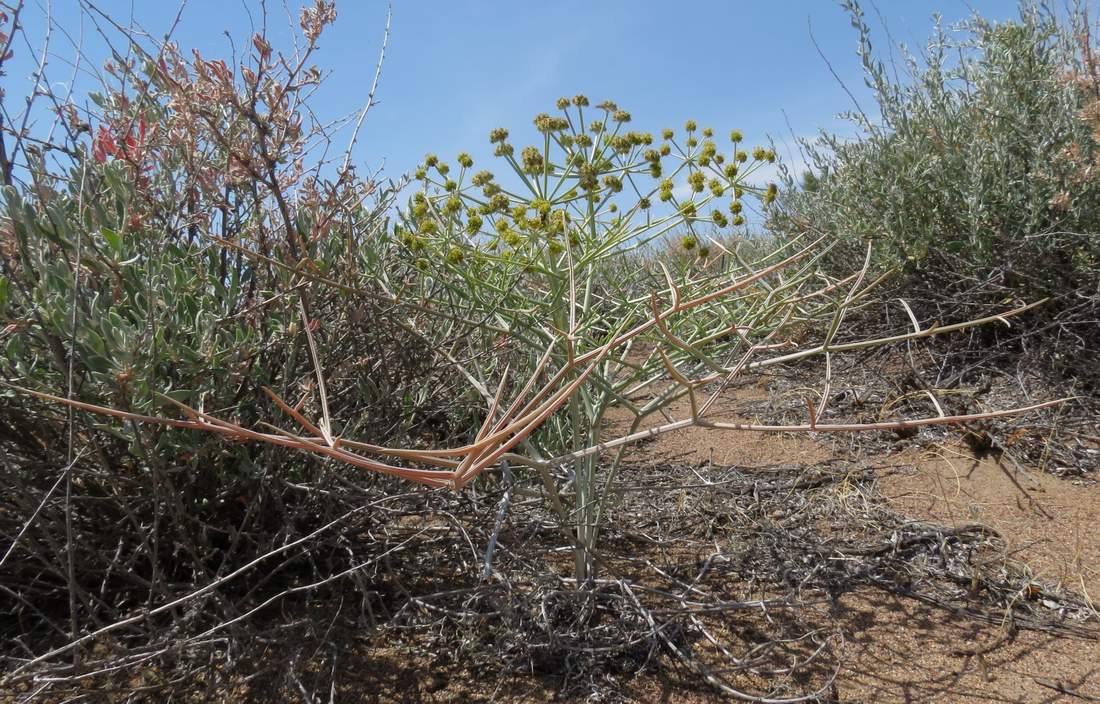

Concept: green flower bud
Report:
left=684, top=120, right=697, bottom=132
left=735, top=150, right=748, bottom=163
left=489, top=128, right=509, bottom=144
left=639, top=197, right=651, bottom=209
left=424, top=153, right=439, bottom=167
left=699, top=245, right=710, bottom=258
left=659, top=143, right=671, bottom=156
left=611, top=135, right=633, bottom=154
left=724, top=163, right=739, bottom=179
left=597, top=100, right=618, bottom=111
left=521, top=146, right=544, bottom=174
left=686, top=137, right=698, bottom=148
left=702, top=127, right=714, bottom=137
left=729, top=199, right=743, bottom=214
left=578, top=163, right=599, bottom=191
left=732, top=214, right=745, bottom=226
left=589, top=120, right=604, bottom=133
left=662, top=128, right=674, bottom=140
left=494, top=142, right=514, bottom=157
left=573, top=94, right=590, bottom=107
left=613, top=109, right=631, bottom=123
left=471, top=170, right=494, bottom=187
left=447, top=247, right=464, bottom=264
left=556, top=97, right=570, bottom=110
left=752, top=146, right=767, bottom=161
left=688, top=171, right=706, bottom=193
left=729, top=129, right=743, bottom=142
left=712, top=210, right=728, bottom=227
left=457, top=152, right=474, bottom=168
left=681, top=234, right=697, bottom=250
left=709, top=179, right=725, bottom=196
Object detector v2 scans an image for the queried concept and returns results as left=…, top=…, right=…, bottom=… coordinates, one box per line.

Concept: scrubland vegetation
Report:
left=0, top=1, right=1096, bottom=701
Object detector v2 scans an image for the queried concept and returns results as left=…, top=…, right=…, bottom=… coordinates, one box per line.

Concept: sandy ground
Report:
left=4, top=378, right=1096, bottom=703
left=597, top=379, right=1100, bottom=703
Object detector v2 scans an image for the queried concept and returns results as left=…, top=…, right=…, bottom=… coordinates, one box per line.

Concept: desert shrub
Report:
left=0, top=2, right=463, bottom=672
left=770, top=1, right=1100, bottom=377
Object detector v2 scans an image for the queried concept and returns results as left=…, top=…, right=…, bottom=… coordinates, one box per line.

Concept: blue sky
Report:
left=8, top=1, right=1026, bottom=188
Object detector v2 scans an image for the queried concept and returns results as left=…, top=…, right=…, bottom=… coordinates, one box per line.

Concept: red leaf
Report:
left=93, top=125, right=118, bottom=163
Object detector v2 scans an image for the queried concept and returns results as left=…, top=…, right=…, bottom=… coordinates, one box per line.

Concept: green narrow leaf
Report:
left=101, top=226, right=122, bottom=253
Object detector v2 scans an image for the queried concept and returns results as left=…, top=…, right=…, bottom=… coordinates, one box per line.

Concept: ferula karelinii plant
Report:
left=396, top=98, right=780, bottom=580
